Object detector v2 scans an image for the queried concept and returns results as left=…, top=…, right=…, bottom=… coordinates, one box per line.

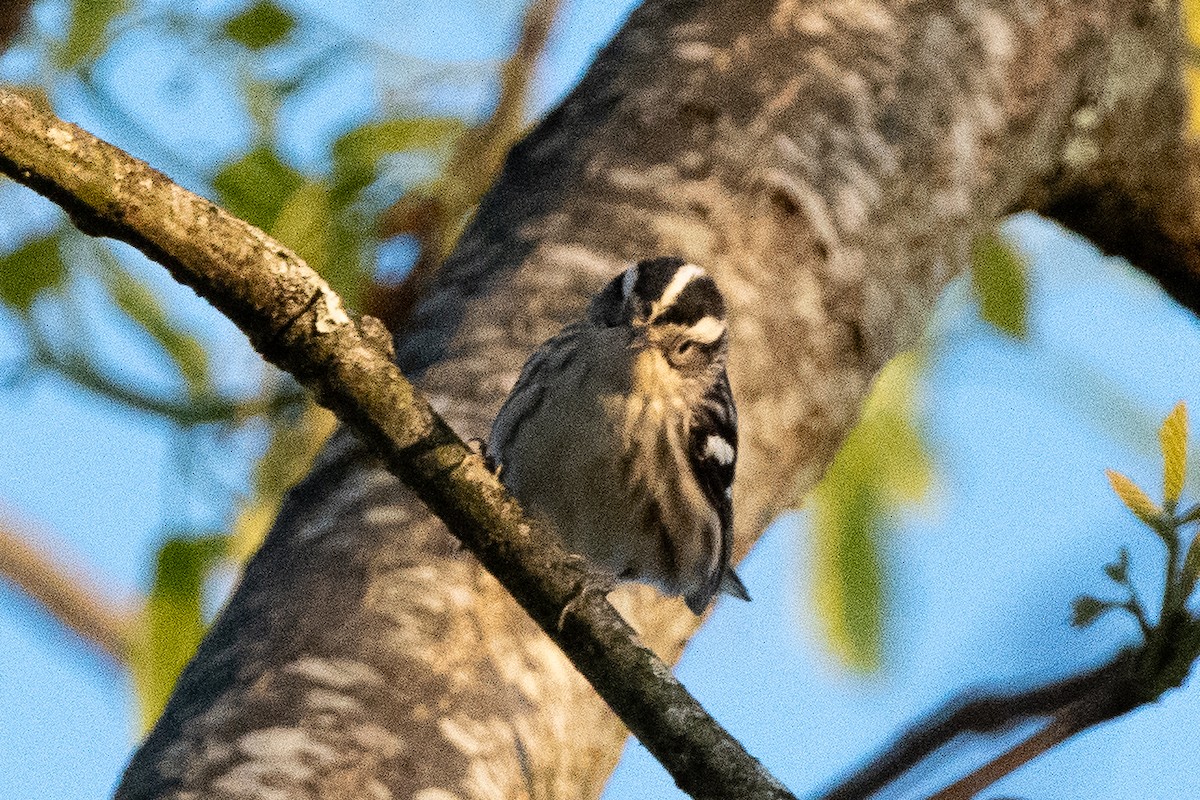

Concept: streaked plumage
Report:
left=490, top=257, right=748, bottom=614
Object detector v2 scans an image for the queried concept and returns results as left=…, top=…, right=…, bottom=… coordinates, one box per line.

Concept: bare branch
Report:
left=819, top=655, right=1138, bottom=800
left=0, top=88, right=794, bottom=800
left=0, top=512, right=137, bottom=665
left=26, top=327, right=307, bottom=426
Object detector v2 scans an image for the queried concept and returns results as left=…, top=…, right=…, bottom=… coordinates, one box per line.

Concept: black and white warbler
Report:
left=490, top=257, right=749, bottom=614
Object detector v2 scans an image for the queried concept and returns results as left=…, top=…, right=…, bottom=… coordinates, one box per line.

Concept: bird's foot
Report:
left=557, top=572, right=615, bottom=631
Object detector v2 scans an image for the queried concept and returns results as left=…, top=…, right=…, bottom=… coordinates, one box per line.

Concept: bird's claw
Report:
left=467, top=437, right=500, bottom=474
left=556, top=572, right=615, bottom=631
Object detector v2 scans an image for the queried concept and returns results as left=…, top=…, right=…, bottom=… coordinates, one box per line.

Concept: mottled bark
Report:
left=9, top=0, right=1200, bottom=798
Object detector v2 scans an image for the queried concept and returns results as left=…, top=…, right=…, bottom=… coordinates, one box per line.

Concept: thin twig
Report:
left=926, top=710, right=1079, bottom=800
left=818, top=656, right=1138, bottom=800
left=368, top=0, right=562, bottom=328
left=0, top=515, right=138, bottom=665
left=26, top=325, right=306, bottom=426
left=927, top=686, right=1129, bottom=800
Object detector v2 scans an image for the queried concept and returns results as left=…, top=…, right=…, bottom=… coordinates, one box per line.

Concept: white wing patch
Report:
left=703, top=434, right=735, bottom=465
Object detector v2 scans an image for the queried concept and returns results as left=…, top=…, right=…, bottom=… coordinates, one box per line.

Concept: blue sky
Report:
left=3, top=2, right=1200, bottom=798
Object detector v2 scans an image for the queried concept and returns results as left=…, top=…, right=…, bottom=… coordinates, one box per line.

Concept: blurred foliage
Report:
left=0, top=0, right=548, bottom=727
left=130, top=534, right=227, bottom=730
left=0, top=233, right=65, bottom=312
left=971, top=231, right=1028, bottom=339
left=1183, top=1, right=1200, bottom=135
left=810, top=229, right=1028, bottom=670
left=223, top=0, right=295, bottom=50
left=810, top=350, right=931, bottom=671
left=212, top=146, right=305, bottom=232
left=54, top=0, right=127, bottom=69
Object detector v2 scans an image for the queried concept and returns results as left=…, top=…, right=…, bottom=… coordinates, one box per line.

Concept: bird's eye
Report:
left=667, top=338, right=700, bottom=368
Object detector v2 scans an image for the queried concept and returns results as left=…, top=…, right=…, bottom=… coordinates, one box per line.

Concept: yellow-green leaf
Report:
left=0, top=234, right=66, bottom=313
left=856, top=351, right=932, bottom=500
left=54, top=0, right=127, bottom=69
left=1106, top=469, right=1162, bottom=525
left=130, top=534, right=226, bottom=731
left=333, top=117, right=464, bottom=170
left=970, top=231, right=1028, bottom=339
left=1159, top=401, right=1188, bottom=504
left=331, top=117, right=464, bottom=198
left=807, top=351, right=931, bottom=671
left=213, top=146, right=304, bottom=231
left=812, top=473, right=883, bottom=671
left=271, top=181, right=332, bottom=274
left=223, top=1, right=295, bottom=50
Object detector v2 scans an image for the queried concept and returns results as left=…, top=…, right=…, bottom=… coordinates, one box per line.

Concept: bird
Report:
left=489, top=256, right=749, bottom=614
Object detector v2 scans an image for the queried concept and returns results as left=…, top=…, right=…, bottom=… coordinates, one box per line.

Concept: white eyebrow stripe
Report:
left=622, top=264, right=639, bottom=300
left=652, top=263, right=705, bottom=317
left=683, top=315, right=726, bottom=344
left=703, top=434, right=735, bottom=465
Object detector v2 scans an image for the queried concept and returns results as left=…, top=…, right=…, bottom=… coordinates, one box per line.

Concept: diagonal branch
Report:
left=0, top=513, right=138, bottom=665
left=821, top=611, right=1200, bottom=800
left=818, top=655, right=1137, bottom=800
left=0, top=87, right=793, bottom=800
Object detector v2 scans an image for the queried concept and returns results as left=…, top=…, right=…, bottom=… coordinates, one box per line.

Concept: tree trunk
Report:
left=115, top=1, right=1199, bottom=798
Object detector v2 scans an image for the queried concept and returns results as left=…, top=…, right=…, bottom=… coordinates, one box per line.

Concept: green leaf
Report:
left=0, top=234, right=66, bottom=313
left=812, top=475, right=883, bottom=671
left=270, top=179, right=368, bottom=308
left=808, top=351, right=931, bottom=671
left=331, top=117, right=464, bottom=197
left=213, top=146, right=305, bottom=230
left=54, top=0, right=128, bottom=69
left=223, top=1, right=295, bottom=50
left=333, top=117, right=464, bottom=169
left=271, top=181, right=333, bottom=276
left=1104, top=547, right=1130, bottom=584
left=970, top=231, right=1029, bottom=339
left=854, top=352, right=932, bottom=501
left=1071, top=596, right=1108, bottom=628
left=130, top=534, right=227, bottom=731
left=97, top=262, right=211, bottom=396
